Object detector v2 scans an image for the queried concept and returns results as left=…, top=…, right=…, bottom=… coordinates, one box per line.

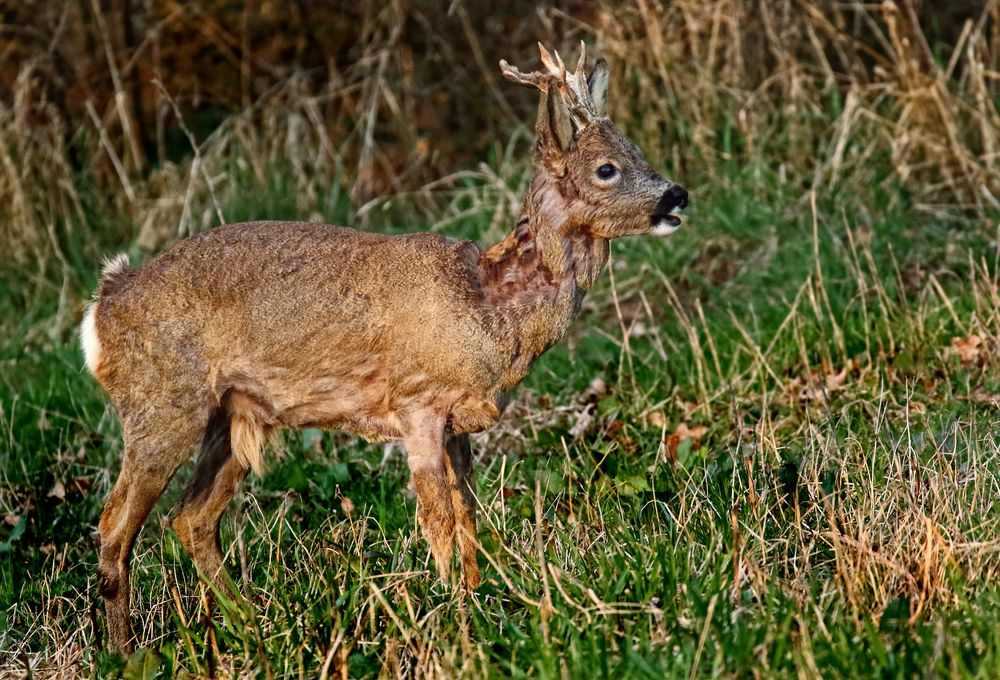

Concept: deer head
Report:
left=500, top=43, right=688, bottom=243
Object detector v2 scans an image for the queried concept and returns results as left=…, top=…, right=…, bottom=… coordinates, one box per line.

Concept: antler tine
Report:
left=499, top=59, right=551, bottom=90
left=553, top=49, right=567, bottom=82
left=537, top=42, right=562, bottom=77
left=575, top=40, right=587, bottom=79
left=501, top=43, right=602, bottom=124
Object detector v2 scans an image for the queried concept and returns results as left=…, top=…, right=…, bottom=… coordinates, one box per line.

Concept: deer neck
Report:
left=479, top=173, right=610, bottom=388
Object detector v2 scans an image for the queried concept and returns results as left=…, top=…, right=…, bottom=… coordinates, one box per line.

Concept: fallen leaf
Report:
left=67, top=477, right=92, bottom=495
left=47, top=481, right=66, bottom=501
left=947, top=335, right=983, bottom=365
left=825, top=366, right=849, bottom=390
left=970, top=390, right=999, bottom=407
left=647, top=410, right=667, bottom=429
left=676, top=399, right=700, bottom=420
left=606, top=420, right=638, bottom=453
left=664, top=422, right=708, bottom=461
left=581, top=377, right=609, bottom=402
left=820, top=356, right=833, bottom=376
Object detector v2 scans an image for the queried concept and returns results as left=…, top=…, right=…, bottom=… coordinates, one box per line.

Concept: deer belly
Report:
left=271, top=375, right=406, bottom=442
left=213, top=365, right=395, bottom=442
left=219, top=364, right=504, bottom=442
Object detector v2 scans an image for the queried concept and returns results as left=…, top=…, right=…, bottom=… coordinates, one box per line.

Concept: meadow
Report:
left=1, top=1, right=1000, bottom=677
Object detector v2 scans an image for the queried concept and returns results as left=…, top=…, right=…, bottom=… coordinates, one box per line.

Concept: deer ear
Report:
left=536, top=87, right=575, bottom=155
left=588, top=58, right=610, bottom=117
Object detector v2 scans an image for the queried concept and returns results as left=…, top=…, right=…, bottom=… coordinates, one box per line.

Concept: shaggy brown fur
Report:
left=82, top=43, right=687, bottom=653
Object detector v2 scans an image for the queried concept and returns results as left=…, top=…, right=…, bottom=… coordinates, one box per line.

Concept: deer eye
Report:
left=595, top=164, right=617, bottom=180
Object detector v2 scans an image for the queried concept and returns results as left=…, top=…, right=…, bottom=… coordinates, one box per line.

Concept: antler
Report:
left=499, top=41, right=603, bottom=126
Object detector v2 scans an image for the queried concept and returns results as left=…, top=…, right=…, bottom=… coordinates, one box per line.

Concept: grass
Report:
left=1, top=146, right=999, bottom=677
left=2, top=3, right=1000, bottom=674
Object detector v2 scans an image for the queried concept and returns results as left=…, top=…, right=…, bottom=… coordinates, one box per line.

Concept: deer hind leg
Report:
left=402, top=410, right=455, bottom=581
left=169, top=407, right=249, bottom=596
left=97, top=410, right=205, bottom=653
left=445, top=434, right=481, bottom=588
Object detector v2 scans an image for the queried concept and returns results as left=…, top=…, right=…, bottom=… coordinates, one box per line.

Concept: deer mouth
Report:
left=650, top=212, right=683, bottom=236
left=649, top=186, right=688, bottom=236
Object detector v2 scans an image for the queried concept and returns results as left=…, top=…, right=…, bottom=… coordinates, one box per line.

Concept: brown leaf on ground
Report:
left=778, top=357, right=862, bottom=406
left=581, top=377, right=609, bottom=402
left=47, top=481, right=65, bottom=501
left=66, top=477, right=92, bottom=495
left=664, top=423, right=708, bottom=461
left=646, top=410, right=667, bottom=429
left=606, top=420, right=639, bottom=453
left=502, top=486, right=526, bottom=499
left=947, top=335, right=984, bottom=365
left=825, top=365, right=850, bottom=390
left=567, top=377, right=611, bottom=441
left=969, top=389, right=999, bottom=408
left=676, top=399, right=700, bottom=420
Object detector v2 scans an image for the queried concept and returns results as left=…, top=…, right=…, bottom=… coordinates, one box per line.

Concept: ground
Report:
left=1, top=150, right=999, bottom=678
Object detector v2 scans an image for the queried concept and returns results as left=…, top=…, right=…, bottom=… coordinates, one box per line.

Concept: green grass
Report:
left=1, top=154, right=999, bottom=678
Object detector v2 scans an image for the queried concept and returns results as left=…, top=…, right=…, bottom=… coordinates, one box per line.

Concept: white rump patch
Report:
left=80, top=303, right=102, bottom=375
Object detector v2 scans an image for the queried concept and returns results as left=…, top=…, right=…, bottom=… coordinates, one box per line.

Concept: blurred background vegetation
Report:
left=3, top=0, right=998, bottom=275
left=3, top=1, right=1000, bottom=676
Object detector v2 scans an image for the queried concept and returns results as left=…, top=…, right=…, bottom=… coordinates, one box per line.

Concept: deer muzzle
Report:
left=650, top=184, right=689, bottom=236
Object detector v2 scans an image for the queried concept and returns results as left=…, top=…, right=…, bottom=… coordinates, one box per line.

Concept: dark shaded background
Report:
left=1, top=0, right=989, bottom=198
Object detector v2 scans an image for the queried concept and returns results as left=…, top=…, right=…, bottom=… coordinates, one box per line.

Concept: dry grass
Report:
left=598, top=0, right=1000, bottom=212
left=3, top=239, right=999, bottom=674
left=2, top=1, right=1000, bottom=677
left=2, top=2, right=998, bottom=271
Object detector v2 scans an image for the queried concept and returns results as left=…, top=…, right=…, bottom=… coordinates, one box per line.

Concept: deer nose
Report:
left=660, top=184, right=688, bottom=212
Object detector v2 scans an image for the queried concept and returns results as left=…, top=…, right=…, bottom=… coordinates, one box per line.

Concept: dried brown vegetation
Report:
left=3, top=1, right=1000, bottom=677
left=2, top=1, right=999, bottom=270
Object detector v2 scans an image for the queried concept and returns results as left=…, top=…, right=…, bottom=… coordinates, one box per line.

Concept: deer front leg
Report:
left=445, top=434, right=481, bottom=588
left=401, top=410, right=455, bottom=581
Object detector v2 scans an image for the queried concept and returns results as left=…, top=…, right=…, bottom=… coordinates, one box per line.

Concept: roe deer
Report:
left=82, top=43, right=688, bottom=653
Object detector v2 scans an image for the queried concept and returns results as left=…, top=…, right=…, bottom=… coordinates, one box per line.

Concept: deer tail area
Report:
left=79, top=253, right=133, bottom=377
